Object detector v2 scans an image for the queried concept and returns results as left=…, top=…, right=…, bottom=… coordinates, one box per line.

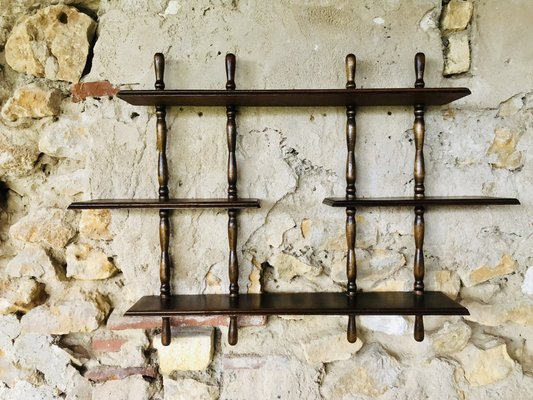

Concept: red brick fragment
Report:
left=107, top=311, right=266, bottom=331
left=84, top=366, right=158, bottom=383
left=91, top=338, right=127, bottom=353
left=71, top=81, right=119, bottom=102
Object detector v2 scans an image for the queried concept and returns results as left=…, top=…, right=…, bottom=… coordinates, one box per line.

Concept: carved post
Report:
left=226, top=53, right=239, bottom=345
left=154, top=53, right=172, bottom=346
left=413, top=52, right=426, bottom=342
left=345, top=54, right=357, bottom=343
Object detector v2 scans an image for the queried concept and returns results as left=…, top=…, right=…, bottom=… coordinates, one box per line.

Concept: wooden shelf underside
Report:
left=68, top=198, right=261, bottom=210
left=323, top=196, right=520, bottom=207
left=125, top=291, right=469, bottom=317
left=117, top=88, right=470, bottom=107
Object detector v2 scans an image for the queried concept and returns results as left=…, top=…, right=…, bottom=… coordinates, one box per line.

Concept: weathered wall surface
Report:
left=0, top=0, right=532, bottom=399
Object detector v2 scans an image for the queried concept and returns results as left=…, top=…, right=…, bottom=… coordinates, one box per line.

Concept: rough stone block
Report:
left=5, top=5, right=96, bottom=82
left=1, top=85, right=61, bottom=122
left=163, top=377, right=219, bottom=400
left=443, top=31, right=470, bottom=75
left=454, top=339, right=515, bottom=386
left=9, top=208, right=77, bottom=248
left=66, top=243, right=118, bottom=280
left=441, top=0, right=473, bottom=31
left=79, top=209, right=112, bottom=240
left=300, top=333, right=363, bottom=363
left=154, top=327, right=214, bottom=373
left=20, top=293, right=111, bottom=334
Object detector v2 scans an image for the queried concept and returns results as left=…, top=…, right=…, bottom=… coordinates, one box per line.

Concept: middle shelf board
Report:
left=125, top=291, right=469, bottom=317
left=68, top=198, right=261, bottom=210
left=323, top=196, right=520, bottom=207
left=117, top=88, right=470, bottom=107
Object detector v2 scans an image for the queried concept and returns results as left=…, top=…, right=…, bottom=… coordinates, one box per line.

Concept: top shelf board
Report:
left=117, top=88, right=471, bottom=107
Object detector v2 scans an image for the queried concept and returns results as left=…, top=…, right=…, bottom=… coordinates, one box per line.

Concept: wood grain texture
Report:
left=68, top=198, right=261, bottom=209
left=117, top=88, right=471, bottom=107
left=226, top=53, right=239, bottom=345
left=322, top=196, right=520, bottom=207
left=155, top=53, right=171, bottom=346
left=125, top=291, right=470, bottom=316
left=413, top=52, right=426, bottom=342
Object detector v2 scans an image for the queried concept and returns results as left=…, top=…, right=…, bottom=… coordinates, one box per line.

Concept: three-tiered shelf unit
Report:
left=69, top=52, right=519, bottom=346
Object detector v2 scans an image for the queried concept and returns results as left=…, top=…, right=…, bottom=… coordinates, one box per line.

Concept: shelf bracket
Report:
left=413, top=52, right=426, bottom=342
left=345, top=53, right=358, bottom=343
left=226, top=53, right=239, bottom=346
left=155, top=53, right=172, bottom=346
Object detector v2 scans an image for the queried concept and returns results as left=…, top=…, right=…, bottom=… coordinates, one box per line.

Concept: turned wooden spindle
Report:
left=413, top=52, right=426, bottom=342
left=226, top=53, right=239, bottom=346
left=345, top=54, right=357, bottom=343
left=155, top=53, right=171, bottom=346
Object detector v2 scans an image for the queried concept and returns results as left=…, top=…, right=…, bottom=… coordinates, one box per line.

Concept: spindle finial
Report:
left=414, top=52, right=425, bottom=88
left=154, top=53, right=165, bottom=90
left=226, top=53, right=236, bottom=90
left=345, top=54, right=356, bottom=89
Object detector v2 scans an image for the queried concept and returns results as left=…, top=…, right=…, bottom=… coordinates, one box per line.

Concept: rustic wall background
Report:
left=0, top=0, right=532, bottom=399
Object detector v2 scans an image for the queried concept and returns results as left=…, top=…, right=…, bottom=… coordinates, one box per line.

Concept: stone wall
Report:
left=0, top=1, right=532, bottom=399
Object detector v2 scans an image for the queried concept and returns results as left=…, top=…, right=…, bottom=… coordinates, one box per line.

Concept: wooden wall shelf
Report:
left=117, top=87, right=470, bottom=107
left=68, top=198, right=261, bottom=210
left=125, top=292, right=469, bottom=317
left=323, top=196, right=520, bottom=207
left=69, top=51, right=519, bottom=348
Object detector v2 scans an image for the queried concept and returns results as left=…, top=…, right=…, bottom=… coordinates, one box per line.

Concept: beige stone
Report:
left=270, top=253, right=322, bottom=281
left=20, top=293, right=111, bottom=334
left=5, top=246, right=56, bottom=279
left=441, top=0, right=473, bottom=31
left=300, top=334, right=363, bottom=364
left=154, top=327, right=214, bottom=373
left=9, top=208, right=77, bottom=248
left=454, top=342, right=515, bottom=386
left=0, top=278, right=44, bottom=315
left=463, top=300, right=505, bottom=326
left=0, top=126, right=40, bottom=177
left=39, top=121, right=90, bottom=160
left=247, top=258, right=262, bottom=294
left=301, top=218, right=312, bottom=239
left=467, top=254, right=518, bottom=286
left=163, top=377, right=219, bottom=400
left=79, top=209, right=112, bottom=240
left=5, top=5, right=96, bottom=82
left=506, top=304, right=533, bottom=326
left=66, top=243, right=118, bottom=280
left=321, top=343, right=401, bottom=398
left=497, top=94, right=524, bottom=118
left=1, top=85, right=61, bottom=122
left=443, top=31, right=470, bottom=75
left=92, top=375, right=150, bottom=400
left=461, top=282, right=500, bottom=303
left=426, top=270, right=461, bottom=298
left=430, top=321, right=471, bottom=355
left=487, top=128, right=523, bottom=170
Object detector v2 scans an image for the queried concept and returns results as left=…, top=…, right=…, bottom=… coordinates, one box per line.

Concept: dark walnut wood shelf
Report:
left=68, top=198, right=261, bottom=210
left=323, top=196, right=520, bottom=207
left=117, top=88, right=470, bottom=107
left=125, top=291, right=469, bottom=317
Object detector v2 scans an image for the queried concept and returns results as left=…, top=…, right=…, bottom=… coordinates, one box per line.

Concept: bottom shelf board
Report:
left=125, top=291, right=468, bottom=317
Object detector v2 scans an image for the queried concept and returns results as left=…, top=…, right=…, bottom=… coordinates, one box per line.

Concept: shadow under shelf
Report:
left=68, top=198, right=261, bottom=210
left=125, top=291, right=468, bottom=317
left=323, top=196, right=520, bottom=207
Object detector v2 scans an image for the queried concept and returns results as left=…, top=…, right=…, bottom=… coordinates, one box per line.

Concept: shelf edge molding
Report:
left=116, top=87, right=471, bottom=107
left=323, top=196, right=520, bottom=207
left=68, top=198, right=261, bottom=210
left=125, top=291, right=469, bottom=317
